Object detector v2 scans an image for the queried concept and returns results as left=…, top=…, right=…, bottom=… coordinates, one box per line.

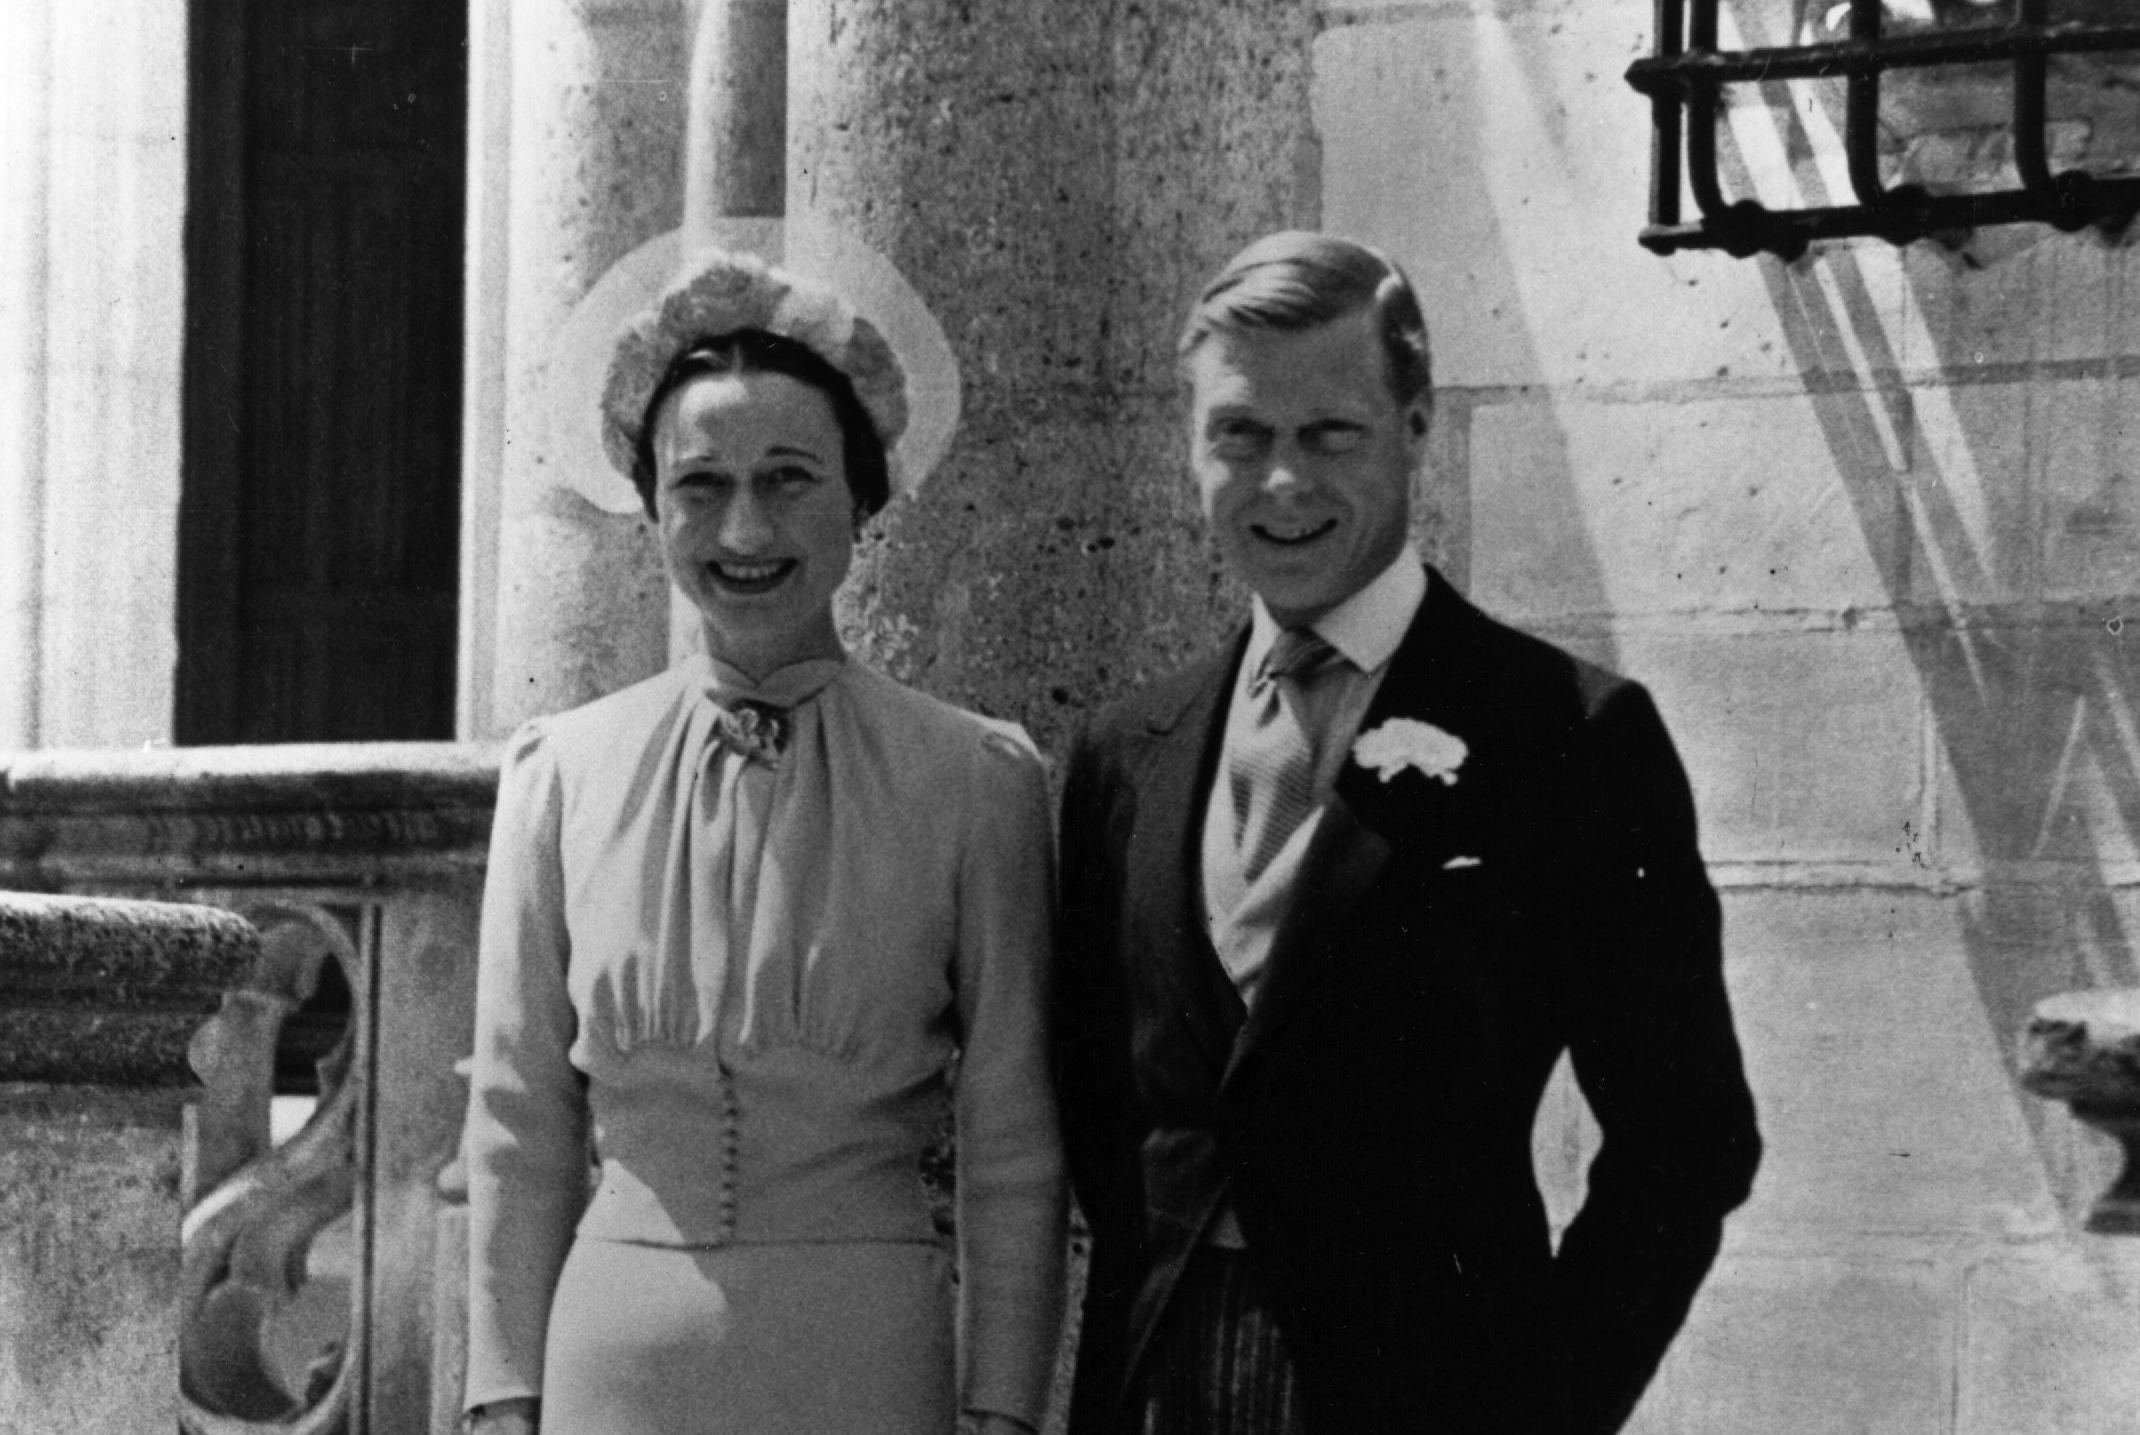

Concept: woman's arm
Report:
left=951, top=727, right=1070, bottom=1431
left=464, top=724, right=588, bottom=1413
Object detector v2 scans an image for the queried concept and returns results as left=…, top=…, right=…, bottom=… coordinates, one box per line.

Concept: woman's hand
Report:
left=464, top=1397, right=538, bottom=1435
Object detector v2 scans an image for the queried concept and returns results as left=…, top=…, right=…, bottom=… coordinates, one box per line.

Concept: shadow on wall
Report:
left=1720, top=12, right=2140, bottom=1219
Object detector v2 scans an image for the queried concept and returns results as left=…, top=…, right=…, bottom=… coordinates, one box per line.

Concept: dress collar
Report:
left=682, top=649, right=848, bottom=709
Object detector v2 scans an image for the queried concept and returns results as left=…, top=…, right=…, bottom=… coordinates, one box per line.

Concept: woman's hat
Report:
left=548, top=220, right=961, bottom=512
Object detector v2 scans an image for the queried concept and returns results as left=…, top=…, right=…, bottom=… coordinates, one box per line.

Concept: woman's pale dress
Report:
left=464, top=652, right=1066, bottom=1434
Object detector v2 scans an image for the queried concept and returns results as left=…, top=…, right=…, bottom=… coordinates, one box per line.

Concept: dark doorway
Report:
left=178, top=0, right=466, bottom=744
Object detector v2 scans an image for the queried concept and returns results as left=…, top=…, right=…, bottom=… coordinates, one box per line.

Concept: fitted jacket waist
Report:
left=576, top=1043, right=947, bottom=1247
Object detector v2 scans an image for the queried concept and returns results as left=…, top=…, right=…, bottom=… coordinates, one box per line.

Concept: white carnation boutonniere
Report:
left=1352, top=717, right=1469, bottom=786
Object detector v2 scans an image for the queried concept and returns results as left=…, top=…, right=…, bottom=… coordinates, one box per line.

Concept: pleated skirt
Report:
left=540, top=1236, right=955, bottom=1435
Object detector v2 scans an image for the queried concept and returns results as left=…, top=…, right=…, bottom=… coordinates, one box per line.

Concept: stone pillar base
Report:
left=0, top=1084, right=191, bottom=1434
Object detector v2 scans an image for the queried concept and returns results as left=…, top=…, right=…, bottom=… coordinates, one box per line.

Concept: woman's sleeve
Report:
left=952, top=724, right=1071, bottom=1429
left=464, top=721, right=587, bottom=1410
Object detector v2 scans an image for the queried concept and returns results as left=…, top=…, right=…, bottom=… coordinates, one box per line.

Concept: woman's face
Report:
left=651, top=369, right=855, bottom=678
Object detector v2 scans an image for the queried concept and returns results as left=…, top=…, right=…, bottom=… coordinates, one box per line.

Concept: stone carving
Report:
left=181, top=901, right=364, bottom=1435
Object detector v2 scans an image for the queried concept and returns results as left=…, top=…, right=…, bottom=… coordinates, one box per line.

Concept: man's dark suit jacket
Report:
left=1054, top=569, right=1761, bottom=1435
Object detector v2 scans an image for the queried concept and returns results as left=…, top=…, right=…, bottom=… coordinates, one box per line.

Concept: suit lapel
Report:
left=1123, top=635, right=1250, bottom=1061
left=1222, top=573, right=1475, bottom=1087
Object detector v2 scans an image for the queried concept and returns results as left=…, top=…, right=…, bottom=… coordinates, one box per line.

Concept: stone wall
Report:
left=1312, top=0, right=2140, bottom=1427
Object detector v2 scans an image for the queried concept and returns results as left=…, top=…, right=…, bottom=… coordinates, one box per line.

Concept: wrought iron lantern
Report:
left=1625, top=0, right=2140, bottom=259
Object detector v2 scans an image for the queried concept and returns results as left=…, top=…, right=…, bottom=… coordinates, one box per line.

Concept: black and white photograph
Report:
left=2, top=2, right=2139, bottom=1433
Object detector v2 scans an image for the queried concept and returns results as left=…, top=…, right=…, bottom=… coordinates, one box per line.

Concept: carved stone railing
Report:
left=2021, top=988, right=2140, bottom=1236
left=0, top=889, right=256, bottom=1432
left=0, top=743, right=498, bottom=1435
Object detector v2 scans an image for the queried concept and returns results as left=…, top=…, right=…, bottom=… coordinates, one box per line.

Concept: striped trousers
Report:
left=1132, top=1247, right=1308, bottom=1435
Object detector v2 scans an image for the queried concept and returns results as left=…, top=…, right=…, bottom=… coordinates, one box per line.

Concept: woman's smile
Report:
left=651, top=369, right=857, bottom=678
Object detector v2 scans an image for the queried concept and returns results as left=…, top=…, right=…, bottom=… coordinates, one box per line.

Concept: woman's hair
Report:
left=631, top=328, right=893, bottom=523
left=1178, top=231, right=1432, bottom=409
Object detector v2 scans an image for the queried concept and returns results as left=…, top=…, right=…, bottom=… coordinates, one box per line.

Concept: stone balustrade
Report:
left=0, top=742, right=498, bottom=1435
left=0, top=889, right=256, bottom=1434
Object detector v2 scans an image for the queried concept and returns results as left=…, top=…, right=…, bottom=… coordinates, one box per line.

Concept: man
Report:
left=1053, top=231, right=1761, bottom=1435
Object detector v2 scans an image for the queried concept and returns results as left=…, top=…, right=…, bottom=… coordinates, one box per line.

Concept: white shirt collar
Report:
left=1247, top=542, right=1427, bottom=677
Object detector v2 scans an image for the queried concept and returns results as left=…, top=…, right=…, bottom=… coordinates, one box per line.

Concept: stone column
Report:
left=0, top=0, right=188, bottom=749
left=0, top=0, right=51, bottom=749
left=685, top=0, right=787, bottom=229
left=474, top=0, right=692, bottom=738
left=0, top=891, right=254, bottom=1435
left=787, top=0, right=1321, bottom=750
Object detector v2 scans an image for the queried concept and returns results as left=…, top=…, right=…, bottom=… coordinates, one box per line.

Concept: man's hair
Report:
left=1177, top=231, right=1432, bottom=409
left=632, top=328, right=892, bottom=523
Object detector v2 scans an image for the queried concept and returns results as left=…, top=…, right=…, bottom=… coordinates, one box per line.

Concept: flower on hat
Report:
left=599, top=248, right=912, bottom=488
left=1352, top=717, right=1468, bottom=786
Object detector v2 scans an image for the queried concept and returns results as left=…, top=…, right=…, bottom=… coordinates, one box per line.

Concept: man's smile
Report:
left=704, top=557, right=797, bottom=593
left=1250, top=517, right=1338, bottom=547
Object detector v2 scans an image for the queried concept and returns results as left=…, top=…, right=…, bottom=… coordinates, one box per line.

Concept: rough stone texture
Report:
left=0, top=891, right=255, bottom=1088
left=0, top=885, right=247, bottom=1434
left=0, top=741, right=499, bottom=887
left=0, top=1085, right=190, bottom=1435
left=1471, top=393, right=1905, bottom=622
left=1605, top=627, right=1929, bottom=870
left=484, top=0, right=683, bottom=736
left=789, top=0, right=1319, bottom=751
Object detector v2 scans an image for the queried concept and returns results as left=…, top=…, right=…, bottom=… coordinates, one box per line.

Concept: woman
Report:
left=463, top=251, right=1065, bottom=1435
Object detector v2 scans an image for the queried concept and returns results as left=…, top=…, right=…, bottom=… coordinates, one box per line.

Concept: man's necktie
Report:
left=1228, top=628, right=1341, bottom=884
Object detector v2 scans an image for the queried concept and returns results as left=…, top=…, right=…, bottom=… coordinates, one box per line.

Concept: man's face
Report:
left=1185, top=307, right=1427, bottom=629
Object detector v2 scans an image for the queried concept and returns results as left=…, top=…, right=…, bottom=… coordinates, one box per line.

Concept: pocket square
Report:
left=1442, top=855, right=1483, bottom=870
